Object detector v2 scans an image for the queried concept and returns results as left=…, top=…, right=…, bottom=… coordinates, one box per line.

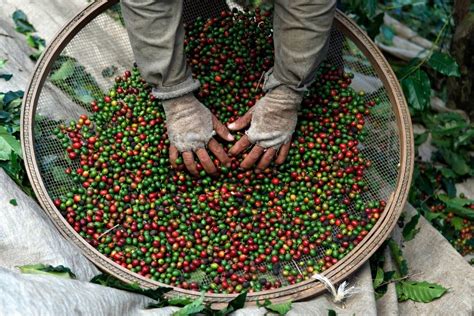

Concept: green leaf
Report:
left=396, top=58, right=421, bottom=79
left=442, top=178, right=457, bottom=198
left=434, top=122, right=468, bottom=137
left=3, top=90, right=24, bottom=105
left=9, top=199, right=17, bottom=206
left=30, top=48, right=44, bottom=62
left=265, top=301, right=292, bottom=315
left=412, top=166, right=434, bottom=195
left=450, top=217, right=464, bottom=231
left=402, top=213, right=420, bottom=241
left=0, top=73, right=13, bottom=81
left=375, top=289, right=387, bottom=300
left=430, top=117, right=467, bottom=137
left=374, top=268, right=395, bottom=300
left=210, top=291, right=248, bottom=315
left=439, top=148, right=470, bottom=176
left=395, top=282, right=406, bottom=301
left=384, top=271, right=395, bottom=283
left=366, top=13, right=384, bottom=39
left=18, top=264, right=76, bottom=279
left=12, top=10, right=36, bottom=34
left=173, top=294, right=205, bottom=316
left=328, top=309, right=337, bottom=316
left=397, top=281, right=447, bottom=303
left=454, top=129, right=474, bottom=148
left=401, top=69, right=431, bottom=111
left=429, top=112, right=466, bottom=126
left=373, top=267, right=384, bottom=289
left=379, top=25, right=395, bottom=45
left=388, top=239, right=408, bottom=276
left=168, top=297, right=194, bottom=307
left=427, top=52, right=460, bottom=77
left=0, top=59, right=11, bottom=80
left=362, top=0, right=377, bottom=18
left=0, top=151, right=22, bottom=181
left=50, top=59, right=76, bottom=81
left=414, top=132, right=429, bottom=147
left=423, top=209, right=444, bottom=222
left=0, top=151, right=33, bottom=197
left=90, top=274, right=172, bottom=300
left=26, top=34, right=46, bottom=50
left=0, top=126, right=22, bottom=160
left=438, top=167, right=457, bottom=179
left=438, top=195, right=474, bottom=220
left=227, top=291, right=247, bottom=311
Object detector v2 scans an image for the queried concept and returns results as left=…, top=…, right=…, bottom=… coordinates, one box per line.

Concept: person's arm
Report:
left=269, top=0, right=337, bottom=90
left=121, top=0, right=233, bottom=176
left=121, top=0, right=196, bottom=96
left=229, top=0, right=336, bottom=170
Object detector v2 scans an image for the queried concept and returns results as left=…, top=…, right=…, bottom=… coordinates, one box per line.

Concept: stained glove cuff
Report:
left=152, top=76, right=201, bottom=100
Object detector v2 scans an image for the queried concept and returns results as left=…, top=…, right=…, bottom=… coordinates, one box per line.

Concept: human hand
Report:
left=162, top=93, right=233, bottom=176
left=227, top=85, right=303, bottom=171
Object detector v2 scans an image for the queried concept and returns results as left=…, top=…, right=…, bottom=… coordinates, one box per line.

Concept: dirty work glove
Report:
left=228, top=85, right=303, bottom=170
left=227, top=0, right=336, bottom=171
left=162, top=93, right=233, bottom=176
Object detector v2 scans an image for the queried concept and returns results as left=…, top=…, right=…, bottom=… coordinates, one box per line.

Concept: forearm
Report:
left=266, top=0, right=337, bottom=91
left=121, top=0, right=199, bottom=99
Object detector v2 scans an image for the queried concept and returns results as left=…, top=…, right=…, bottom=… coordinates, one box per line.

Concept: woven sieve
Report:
left=21, top=0, right=413, bottom=304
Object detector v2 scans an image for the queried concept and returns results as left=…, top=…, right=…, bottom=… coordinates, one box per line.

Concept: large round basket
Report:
left=21, top=0, right=413, bottom=304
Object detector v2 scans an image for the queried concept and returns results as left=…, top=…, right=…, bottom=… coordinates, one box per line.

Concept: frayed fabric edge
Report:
left=152, top=77, right=201, bottom=100
left=313, top=274, right=360, bottom=304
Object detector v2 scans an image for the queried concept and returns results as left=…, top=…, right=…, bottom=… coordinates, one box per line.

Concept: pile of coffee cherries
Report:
left=53, top=9, right=385, bottom=293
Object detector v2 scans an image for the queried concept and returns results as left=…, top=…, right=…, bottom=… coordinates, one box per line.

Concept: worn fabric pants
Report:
left=121, top=0, right=336, bottom=99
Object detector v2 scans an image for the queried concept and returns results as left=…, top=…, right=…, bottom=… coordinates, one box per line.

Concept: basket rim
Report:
left=20, top=0, right=414, bottom=304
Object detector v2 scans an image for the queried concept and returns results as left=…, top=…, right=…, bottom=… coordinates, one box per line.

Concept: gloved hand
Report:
left=225, top=0, right=335, bottom=171
left=228, top=85, right=303, bottom=170
left=162, top=93, right=233, bottom=176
